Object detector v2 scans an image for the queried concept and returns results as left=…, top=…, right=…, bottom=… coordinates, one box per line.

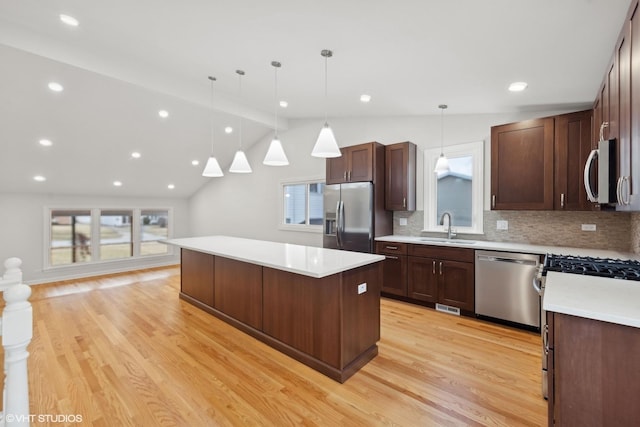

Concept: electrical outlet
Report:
left=357, top=283, right=367, bottom=294
left=581, top=224, right=597, bottom=231
left=497, top=220, right=509, bottom=230
left=399, top=218, right=408, bottom=226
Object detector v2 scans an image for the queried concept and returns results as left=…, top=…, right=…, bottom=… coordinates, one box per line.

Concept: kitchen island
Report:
left=166, top=236, right=384, bottom=383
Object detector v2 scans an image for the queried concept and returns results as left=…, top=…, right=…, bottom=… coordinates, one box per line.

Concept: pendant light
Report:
left=311, top=49, right=341, bottom=158
left=263, top=61, right=289, bottom=166
left=229, top=69, right=252, bottom=173
left=434, top=104, right=450, bottom=174
left=202, top=76, right=224, bottom=177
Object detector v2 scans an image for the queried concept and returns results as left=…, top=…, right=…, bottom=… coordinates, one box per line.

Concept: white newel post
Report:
left=1, top=258, right=32, bottom=427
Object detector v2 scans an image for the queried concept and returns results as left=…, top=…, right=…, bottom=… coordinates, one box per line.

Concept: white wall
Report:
left=189, top=109, right=576, bottom=245
left=0, top=193, right=189, bottom=283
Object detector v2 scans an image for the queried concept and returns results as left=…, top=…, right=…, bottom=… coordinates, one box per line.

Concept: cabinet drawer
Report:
left=408, top=244, right=474, bottom=263
left=375, top=241, right=408, bottom=255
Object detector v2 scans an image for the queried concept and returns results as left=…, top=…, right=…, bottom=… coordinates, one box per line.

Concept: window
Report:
left=140, top=210, right=169, bottom=256
left=280, top=178, right=324, bottom=232
left=50, top=210, right=92, bottom=266
left=424, top=141, right=484, bottom=234
left=46, top=208, right=171, bottom=268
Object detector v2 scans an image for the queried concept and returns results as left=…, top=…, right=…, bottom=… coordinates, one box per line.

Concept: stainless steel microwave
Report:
left=584, top=138, right=617, bottom=204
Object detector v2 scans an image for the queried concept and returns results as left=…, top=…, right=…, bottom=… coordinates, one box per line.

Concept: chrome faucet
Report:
left=439, top=211, right=456, bottom=240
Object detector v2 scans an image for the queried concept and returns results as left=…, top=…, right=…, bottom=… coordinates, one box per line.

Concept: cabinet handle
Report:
left=599, top=122, right=609, bottom=141
left=543, top=324, right=549, bottom=355
left=385, top=245, right=398, bottom=250
left=349, top=170, right=352, bottom=181
left=560, top=193, right=565, bottom=208
left=439, top=261, right=443, bottom=275
left=492, top=195, right=496, bottom=208
left=343, top=171, right=347, bottom=180
left=403, top=197, right=406, bottom=208
left=623, top=176, right=631, bottom=205
left=432, top=260, right=436, bottom=275
left=617, top=176, right=624, bottom=205
left=385, top=255, right=399, bottom=260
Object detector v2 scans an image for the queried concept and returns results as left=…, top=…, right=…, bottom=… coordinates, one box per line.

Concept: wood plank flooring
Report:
left=13, top=266, right=546, bottom=426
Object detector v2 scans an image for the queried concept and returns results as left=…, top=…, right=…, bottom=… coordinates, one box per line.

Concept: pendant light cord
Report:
left=274, top=64, right=279, bottom=138
left=209, top=76, right=215, bottom=156
left=236, top=70, right=244, bottom=150
left=324, top=54, right=328, bottom=124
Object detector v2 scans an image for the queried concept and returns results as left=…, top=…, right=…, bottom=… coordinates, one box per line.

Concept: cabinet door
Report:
left=380, top=255, right=407, bottom=296
left=385, top=142, right=416, bottom=211
left=623, top=3, right=640, bottom=210
left=554, top=110, right=592, bottom=210
left=491, top=118, right=555, bottom=210
left=438, top=260, right=474, bottom=312
left=326, top=152, right=347, bottom=185
left=407, top=256, right=438, bottom=303
left=348, top=144, right=373, bottom=182
left=180, top=248, right=214, bottom=306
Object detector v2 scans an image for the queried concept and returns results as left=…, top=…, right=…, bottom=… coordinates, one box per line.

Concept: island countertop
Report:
left=165, top=235, right=384, bottom=278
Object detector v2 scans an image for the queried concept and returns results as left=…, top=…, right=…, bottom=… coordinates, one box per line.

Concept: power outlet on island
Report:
left=581, top=224, right=597, bottom=232
left=357, top=283, right=367, bottom=294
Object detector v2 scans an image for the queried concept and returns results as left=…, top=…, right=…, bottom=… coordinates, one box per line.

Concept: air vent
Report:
left=435, top=303, right=460, bottom=316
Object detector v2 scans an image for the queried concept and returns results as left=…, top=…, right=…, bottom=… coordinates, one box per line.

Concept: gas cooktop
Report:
left=543, top=254, right=640, bottom=281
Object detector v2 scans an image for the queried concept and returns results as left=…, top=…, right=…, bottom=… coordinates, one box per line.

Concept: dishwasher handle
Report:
left=476, top=254, right=539, bottom=266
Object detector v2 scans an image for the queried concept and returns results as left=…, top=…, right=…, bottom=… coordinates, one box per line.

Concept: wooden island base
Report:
left=179, top=247, right=382, bottom=383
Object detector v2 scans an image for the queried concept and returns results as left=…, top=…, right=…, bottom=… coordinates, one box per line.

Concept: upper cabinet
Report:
left=491, top=118, right=555, bottom=210
left=385, top=141, right=416, bottom=211
left=326, top=142, right=378, bottom=184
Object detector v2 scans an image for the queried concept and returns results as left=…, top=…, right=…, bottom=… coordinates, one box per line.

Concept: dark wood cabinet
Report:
left=180, top=248, right=214, bottom=306
left=326, top=142, right=377, bottom=184
left=376, top=241, right=408, bottom=296
left=214, top=257, right=263, bottom=330
left=407, top=244, right=475, bottom=313
left=491, top=118, right=555, bottom=210
left=554, top=110, right=593, bottom=210
left=547, top=312, right=640, bottom=426
left=385, top=141, right=416, bottom=211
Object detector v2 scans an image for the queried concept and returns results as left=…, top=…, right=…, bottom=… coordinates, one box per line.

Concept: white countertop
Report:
left=376, top=235, right=640, bottom=260
left=166, top=236, right=384, bottom=279
left=543, top=271, right=640, bottom=328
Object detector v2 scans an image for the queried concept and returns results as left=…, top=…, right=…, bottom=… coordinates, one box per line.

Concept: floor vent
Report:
left=436, top=303, right=460, bottom=316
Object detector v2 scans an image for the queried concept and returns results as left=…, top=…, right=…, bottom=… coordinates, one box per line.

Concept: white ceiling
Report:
left=0, top=0, right=632, bottom=197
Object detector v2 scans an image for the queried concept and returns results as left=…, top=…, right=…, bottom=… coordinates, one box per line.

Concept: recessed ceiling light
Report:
left=59, top=14, right=79, bottom=27
left=191, top=160, right=200, bottom=166
left=39, top=139, right=53, bottom=147
left=113, top=181, right=122, bottom=187
left=224, top=126, right=233, bottom=134
left=508, top=82, right=528, bottom=92
left=167, top=184, right=175, bottom=190
left=360, top=94, right=372, bottom=103
left=131, top=151, right=141, bottom=159
left=279, top=101, right=288, bottom=108
left=33, top=175, right=46, bottom=182
left=48, top=82, right=64, bottom=92
left=158, top=110, right=169, bottom=118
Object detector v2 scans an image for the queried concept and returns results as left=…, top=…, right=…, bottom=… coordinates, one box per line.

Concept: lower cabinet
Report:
left=375, top=242, right=407, bottom=296
left=547, top=312, right=640, bottom=426
left=378, top=242, right=475, bottom=315
left=180, top=248, right=214, bottom=306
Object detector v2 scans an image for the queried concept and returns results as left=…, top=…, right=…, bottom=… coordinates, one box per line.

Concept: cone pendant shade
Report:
left=434, top=154, right=450, bottom=174
left=263, top=138, right=289, bottom=166
left=229, top=150, right=252, bottom=173
left=311, top=123, right=341, bottom=158
left=202, top=156, right=224, bottom=177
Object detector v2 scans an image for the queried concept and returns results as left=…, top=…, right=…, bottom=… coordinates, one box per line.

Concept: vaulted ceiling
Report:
left=0, top=0, right=631, bottom=197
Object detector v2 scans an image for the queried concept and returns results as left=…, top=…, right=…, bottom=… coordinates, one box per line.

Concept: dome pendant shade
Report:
left=434, top=154, right=450, bottom=174
left=311, top=123, right=341, bottom=158
left=229, top=150, right=252, bottom=173
left=263, top=137, right=289, bottom=166
left=202, top=156, right=224, bottom=177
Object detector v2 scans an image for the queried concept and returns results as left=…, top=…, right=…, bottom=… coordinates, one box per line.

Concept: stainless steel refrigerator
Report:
left=323, top=182, right=374, bottom=253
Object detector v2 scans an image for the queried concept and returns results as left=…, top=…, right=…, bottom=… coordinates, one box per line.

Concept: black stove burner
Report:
left=543, top=254, right=640, bottom=281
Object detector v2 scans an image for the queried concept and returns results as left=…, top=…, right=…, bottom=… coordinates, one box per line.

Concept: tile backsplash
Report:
left=393, top=210, right=634, bottom=252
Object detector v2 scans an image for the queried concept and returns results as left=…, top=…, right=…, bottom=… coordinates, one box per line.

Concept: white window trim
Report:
left=424, top=141, right=484, bottom=234
left=278, top=176, right=324, bottom=233
left=43, top=206, right=174, bottom=270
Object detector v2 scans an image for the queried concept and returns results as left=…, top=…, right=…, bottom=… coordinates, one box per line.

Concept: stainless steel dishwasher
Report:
left=475, top=250, right=541, bottom=329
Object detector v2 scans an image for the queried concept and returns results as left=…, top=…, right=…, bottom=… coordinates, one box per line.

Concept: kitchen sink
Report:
left=419, top=237, right=477, bottom=245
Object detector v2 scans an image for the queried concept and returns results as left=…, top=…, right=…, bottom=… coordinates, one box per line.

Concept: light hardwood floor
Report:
left=15, top=266, right=546, bottom=426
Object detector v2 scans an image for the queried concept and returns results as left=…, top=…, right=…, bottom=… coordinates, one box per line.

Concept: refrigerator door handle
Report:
left=338, top=200, right=345, bottom=249
left=335, top=200, right=342, bottom=248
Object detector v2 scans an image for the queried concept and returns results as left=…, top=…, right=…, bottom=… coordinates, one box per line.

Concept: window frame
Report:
left=44, top=206, right=173, bottom=270
left=278, top=176, right=325, bottom=233
left=424, top=141, right=484, bottom=234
